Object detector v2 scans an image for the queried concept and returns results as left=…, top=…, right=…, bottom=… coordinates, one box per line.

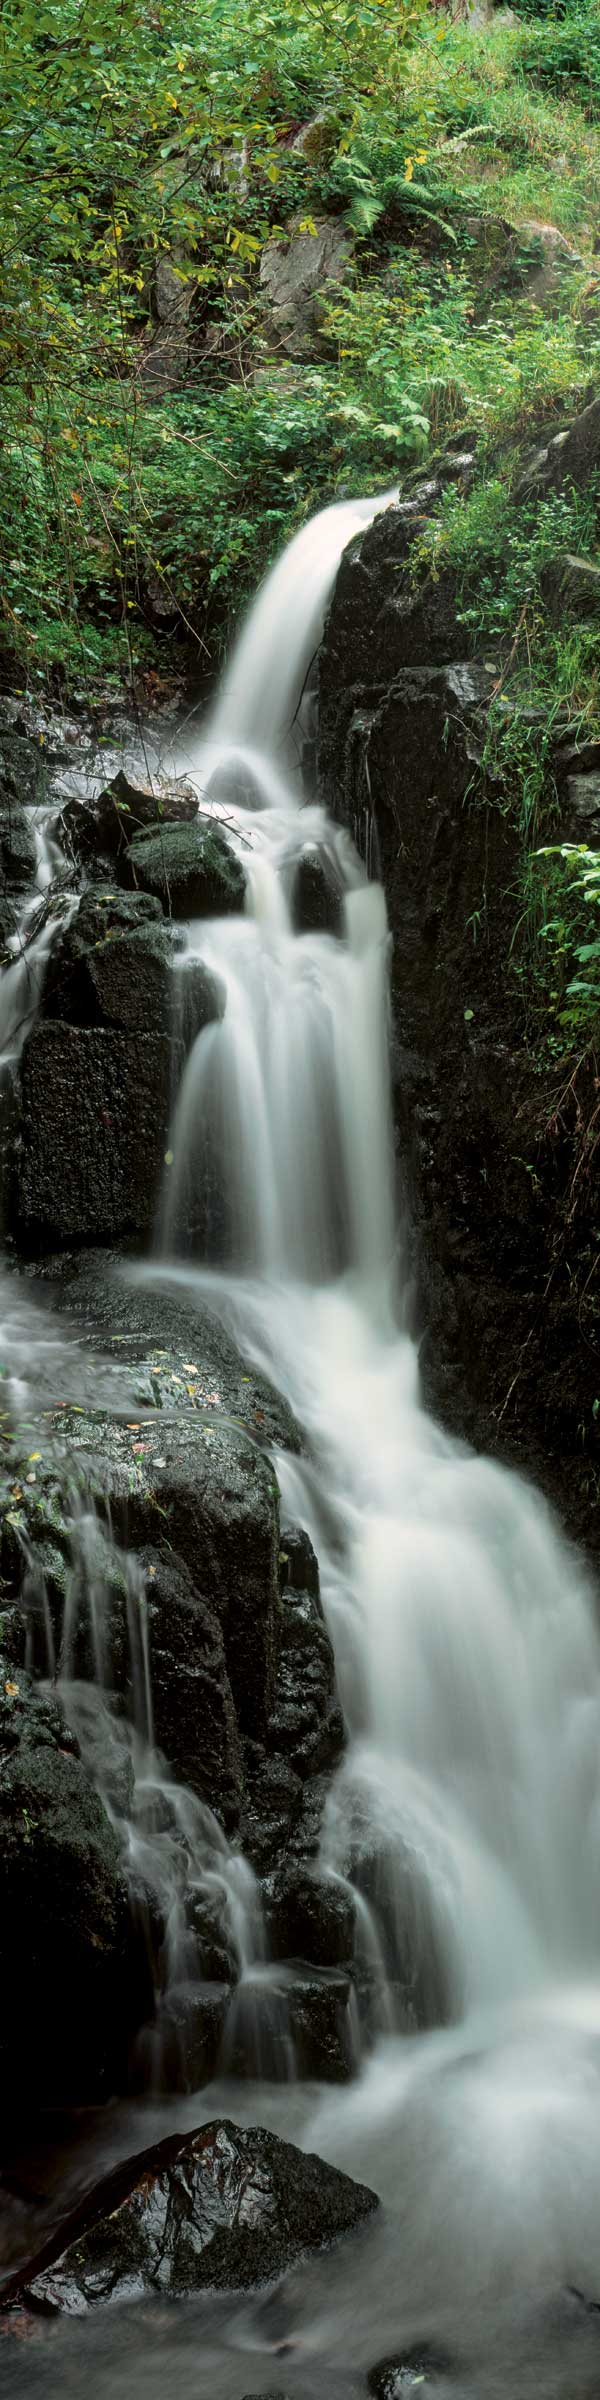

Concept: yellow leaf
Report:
left=5, top=1681, right=19, bottom=1697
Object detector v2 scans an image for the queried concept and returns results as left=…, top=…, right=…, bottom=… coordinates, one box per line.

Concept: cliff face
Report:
left=317, top=442, right=600, bottom=1559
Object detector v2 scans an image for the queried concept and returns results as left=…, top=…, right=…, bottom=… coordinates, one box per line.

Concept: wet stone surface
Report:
left=8, top=2120, right=378, bottom=2313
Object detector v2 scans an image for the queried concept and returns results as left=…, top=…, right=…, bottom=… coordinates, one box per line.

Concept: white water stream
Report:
left=3, top=497, right=600, bottom=2395
left=148, top=490, right=600, bottom=2358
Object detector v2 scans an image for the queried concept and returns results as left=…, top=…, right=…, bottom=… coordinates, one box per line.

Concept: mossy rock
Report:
left=120, top=820, right=246, bottom=919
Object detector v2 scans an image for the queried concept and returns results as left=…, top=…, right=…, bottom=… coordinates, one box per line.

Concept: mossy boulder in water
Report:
left=0, top=1660, right=146, bottom=2104
left=120, top=818, right=246, bottom=918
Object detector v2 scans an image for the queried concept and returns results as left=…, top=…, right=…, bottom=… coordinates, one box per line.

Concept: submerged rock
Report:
left=368, top=2341, right=456, bottom=2394
left=11, top=2119, right=378, bottom=2311
left=0, top=1660, right=145, bottom=2104
left=120, top=819, right=246, bottom=918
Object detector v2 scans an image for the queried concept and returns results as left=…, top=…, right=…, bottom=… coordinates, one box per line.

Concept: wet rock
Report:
left=50, top=1406, right=282, bottom=1744
left=0, top=730, right=49, bottom=813
left=139, top=1549, right=243, bottom=1829
left=0, top=800, right=37, bottom=891
left=283, top=1964, right=355, bottom=2079
left=42, top=888, right=222, bottom=1043
left=151, top=1980, right=230, bottom=2093
left=16, top=1020, right=177, bottom=1243
left=34, top=1253, right=302, bottom=1456
left=120, top=819, right=246, bottom=918
left=319, top=503, right=464, bottom=731
left=260, top=216, right=353, bottom=358
left=10, top=2119, right=378, bottom=2310
left=43, top=889, right=177, bottom=1033
left=264, top=1867, right=355, bottom=1966
left=368, top=2340, right=456, bottom=2393
left=40, top=1538, right=243, bottom=1831
left=242, top=1748, right=304, bottom=1875
left=61, top=769, right=198, bottom=867
left=0, top=1659, right=145, bottom=2104
left=318, top=491, right=600, bottom=1553
left=268, top=1575, right=343, bottom=1781
left=292, top=847, right=344, bottom=937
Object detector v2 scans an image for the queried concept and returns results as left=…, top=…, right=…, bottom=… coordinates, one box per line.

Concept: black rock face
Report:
left=317, top=491, right=600, bottom=1559
left=0, top=1661, right=148, bottom=2105
left=9, top=2119, right=378, bottom=2313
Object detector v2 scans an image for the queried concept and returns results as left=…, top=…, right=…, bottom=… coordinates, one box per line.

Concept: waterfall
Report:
left=153, top=487, right=600, bottom=2059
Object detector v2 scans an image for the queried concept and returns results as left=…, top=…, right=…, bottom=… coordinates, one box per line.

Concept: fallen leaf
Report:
left=5, top=1681, right=19, bottom=1697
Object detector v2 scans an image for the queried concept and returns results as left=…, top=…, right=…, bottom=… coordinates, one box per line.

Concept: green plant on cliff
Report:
left=534, top=843, right=600, bottom=1037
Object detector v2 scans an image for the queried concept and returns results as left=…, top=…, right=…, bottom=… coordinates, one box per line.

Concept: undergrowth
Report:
left=2, top=0, right=600, bottom=695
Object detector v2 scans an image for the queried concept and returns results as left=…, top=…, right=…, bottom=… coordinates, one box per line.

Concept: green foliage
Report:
left=534, top=843, right=600, bottom=1037
left=519, top=2, right=600, bottom=115
left=1, top=0, right=600, bottom=692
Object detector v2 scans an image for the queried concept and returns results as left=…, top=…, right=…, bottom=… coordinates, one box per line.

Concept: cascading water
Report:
left=5, top=500, right=600, bottom=2398
left=143, top=485, right=600, bottom=2347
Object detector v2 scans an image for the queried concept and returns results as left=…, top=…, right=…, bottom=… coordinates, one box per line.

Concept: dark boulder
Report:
left=31, top=1533, right=243, bottom=1833
left=120, top=819, right=246, bottom=918
left=137, top=1548, right=242, bottom=1830
left=0, top=1661, right=145, bottom=2105
left=41, top=886, right=222, bottom=1041
left=0, top=802, right=37, bottom=891
left=60, top=768, right=198, bottom=868
left=264, top=1867, right=355, bottom=1967
left=15, top=1019, right=177, bottom=1243
left=291, top=847, right=344, bottom=937
left=43, top=888, right=175, bottom=1033
left=368, top=2341, right=456, bottom=2394
left=150, top=1981, right=230, bottom=2095
left=10, top=2118, right=378, bottom=2311
left=317, top=516, right=600, bottom=1550
left=228, top=1968, right=355, bottom=2083
left=267, top=1577, right=343, bottom=1780
left=47, top=1404, right=282, bottom=1745
left=0, top=730, right=49, bottom=813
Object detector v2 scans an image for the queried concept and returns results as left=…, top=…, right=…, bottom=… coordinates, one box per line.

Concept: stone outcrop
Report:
left=13, top=883, right=222, bottom=1245
left=0, top=1663, right=147, bottom=2105
left=4, top=2119, right=378, bottom=2312
left=317, top=477, right=600, bottom=1554
left=16, top=1019, right=177, bottom=1243
left=260, top=216, right=353, bottom=357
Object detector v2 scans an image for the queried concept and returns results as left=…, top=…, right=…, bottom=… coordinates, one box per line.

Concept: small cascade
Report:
left=3, top=1355, right=265, bottom=2093
left=0, top=803, right=74, bottom=1070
